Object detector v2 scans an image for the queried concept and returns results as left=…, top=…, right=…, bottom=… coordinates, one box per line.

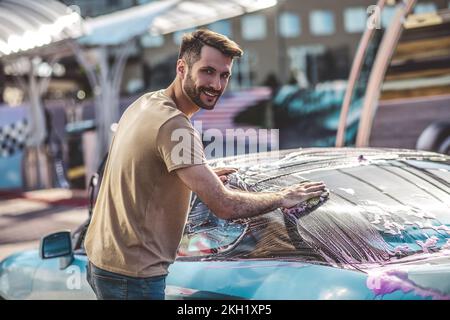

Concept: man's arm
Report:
left=176, top=164, right=326, bottom=220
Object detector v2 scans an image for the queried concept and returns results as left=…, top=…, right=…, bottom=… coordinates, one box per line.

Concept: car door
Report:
left=30, top=254, right=95, bottom=299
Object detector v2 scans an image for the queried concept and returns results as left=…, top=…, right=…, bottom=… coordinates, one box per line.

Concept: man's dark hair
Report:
left=178, top=29, right=243, bottom=67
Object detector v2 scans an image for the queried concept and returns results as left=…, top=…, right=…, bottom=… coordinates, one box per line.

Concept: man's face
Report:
left=181, top=45, right=233, bottom=110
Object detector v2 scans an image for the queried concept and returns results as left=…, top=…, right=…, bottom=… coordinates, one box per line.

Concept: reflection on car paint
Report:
left=416, top=236, right=439, bottom=253
left=366, top=269, right=450, bottom=300
left=339, top=187, right=356, bottom=195
left=443, top=240, right=450, bottom=249
left=204, top=261, right=307, bottom=270
left=178, top=193, right=248, bottom=257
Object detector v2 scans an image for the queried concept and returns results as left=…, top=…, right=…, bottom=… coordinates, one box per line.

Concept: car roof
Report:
left=209, top=147, right=449, bottom=173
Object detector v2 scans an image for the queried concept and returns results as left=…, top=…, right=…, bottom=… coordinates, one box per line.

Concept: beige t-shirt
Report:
left=84, top=90, right=206, bottom=278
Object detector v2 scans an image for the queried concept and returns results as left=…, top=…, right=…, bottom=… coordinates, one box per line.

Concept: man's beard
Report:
left=183, top=71, right=221, bottom=110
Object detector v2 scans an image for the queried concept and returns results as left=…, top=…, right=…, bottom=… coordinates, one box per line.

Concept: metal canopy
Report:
left=149, top=0, right=277, bottom=35
left=80, top=0, right=277, bottom=46
left=1, top=0, right=279, bottom=186
left=0, top=0, right=278, bottom=54
left=0, top=0, right=83, bottom=58
left=79, top=0, right=178, bottom=46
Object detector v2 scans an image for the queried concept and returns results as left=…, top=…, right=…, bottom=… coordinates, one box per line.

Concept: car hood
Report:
left=208, top=148, right=450, bottom=265
left=0, top=250, right=42, bottom=299
left=364, top=253, right=450, bottom=299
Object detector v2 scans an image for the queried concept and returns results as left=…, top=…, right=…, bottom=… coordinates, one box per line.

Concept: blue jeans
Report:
left=87, top=261, right=166, bottom=300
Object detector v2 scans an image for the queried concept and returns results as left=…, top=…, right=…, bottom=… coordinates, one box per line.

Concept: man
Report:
left=84, top=29, right=326, bottom=300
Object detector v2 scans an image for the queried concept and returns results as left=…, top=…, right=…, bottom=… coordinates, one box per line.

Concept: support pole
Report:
left=22, top=59, right=53, bottom=189
left=355, top=0, right=416, bottom=147
left=336, top=0, right=386, bottom=147
left=70, top=40, right=134, bottom=168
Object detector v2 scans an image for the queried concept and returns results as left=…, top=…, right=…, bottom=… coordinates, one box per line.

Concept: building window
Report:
left=208, top=20, right=232, bottom=38
left=279, top=12, right=301, bottom=38
left=288, top=45, right=326, bottom=86
left=140, top=34, right=164, bottom=48
left=229, top=50, right=257, bottom=89
left=310, top=10, right=335, bottom=36
left=241, top=14, right=267, bottom=40
left=414, top=2, right=438, bottom=14
left=343, top=7, right=367, bottom=33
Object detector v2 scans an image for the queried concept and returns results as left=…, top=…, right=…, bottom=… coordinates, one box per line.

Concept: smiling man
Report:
left=170, top=31, right=234, bottom=115
left=84, top=29, right=326, bottom=300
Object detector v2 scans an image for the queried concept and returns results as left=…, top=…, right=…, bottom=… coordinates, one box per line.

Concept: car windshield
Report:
left=177, top=150, right=450, bottom=270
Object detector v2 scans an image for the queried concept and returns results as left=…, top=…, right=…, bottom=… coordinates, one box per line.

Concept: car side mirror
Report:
left=40, top=231, right=74, bottom=269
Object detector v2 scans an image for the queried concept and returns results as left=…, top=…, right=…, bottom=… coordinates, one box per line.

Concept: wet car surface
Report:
left=1, top=148, right=450, bottom=299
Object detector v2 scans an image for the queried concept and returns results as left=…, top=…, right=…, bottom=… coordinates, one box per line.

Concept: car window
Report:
left=177, top=194, right=247, bottom=257
left=177, top=172, right=303, bottom=259
left=177, top=173, right=325, bottom=263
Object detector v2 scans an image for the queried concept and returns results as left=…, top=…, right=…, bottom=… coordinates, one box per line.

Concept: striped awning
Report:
left=191, top=86, right=272, bottom=134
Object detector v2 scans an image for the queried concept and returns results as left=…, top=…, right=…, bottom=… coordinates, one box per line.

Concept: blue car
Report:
left=1, top=148, right=450, bottom=300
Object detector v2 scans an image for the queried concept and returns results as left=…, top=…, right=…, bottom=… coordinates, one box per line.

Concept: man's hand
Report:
left=176, top=164, right=327, bottom=220
left=213, top=167, right=237, bottom=183
left=280, top=181, right=326, bottom=209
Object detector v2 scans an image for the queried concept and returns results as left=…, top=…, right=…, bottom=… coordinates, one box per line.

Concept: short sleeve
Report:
left=157, top=115, right=207, bottom=172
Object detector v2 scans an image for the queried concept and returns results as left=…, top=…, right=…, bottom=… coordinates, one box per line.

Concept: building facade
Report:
left=129, top=0, right=449, bottom=93
left=57, top=0, right=450, bottom=94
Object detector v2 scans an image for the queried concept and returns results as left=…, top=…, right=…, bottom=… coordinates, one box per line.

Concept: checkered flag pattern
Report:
left=0, top=119, right=29, bottom=157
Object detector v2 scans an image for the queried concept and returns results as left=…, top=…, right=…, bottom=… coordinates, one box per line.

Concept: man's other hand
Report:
left=213, top=167, right=238, bottom=183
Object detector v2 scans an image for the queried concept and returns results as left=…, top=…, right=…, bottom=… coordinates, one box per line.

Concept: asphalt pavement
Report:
left=0, top=188, right=89, bottom=261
